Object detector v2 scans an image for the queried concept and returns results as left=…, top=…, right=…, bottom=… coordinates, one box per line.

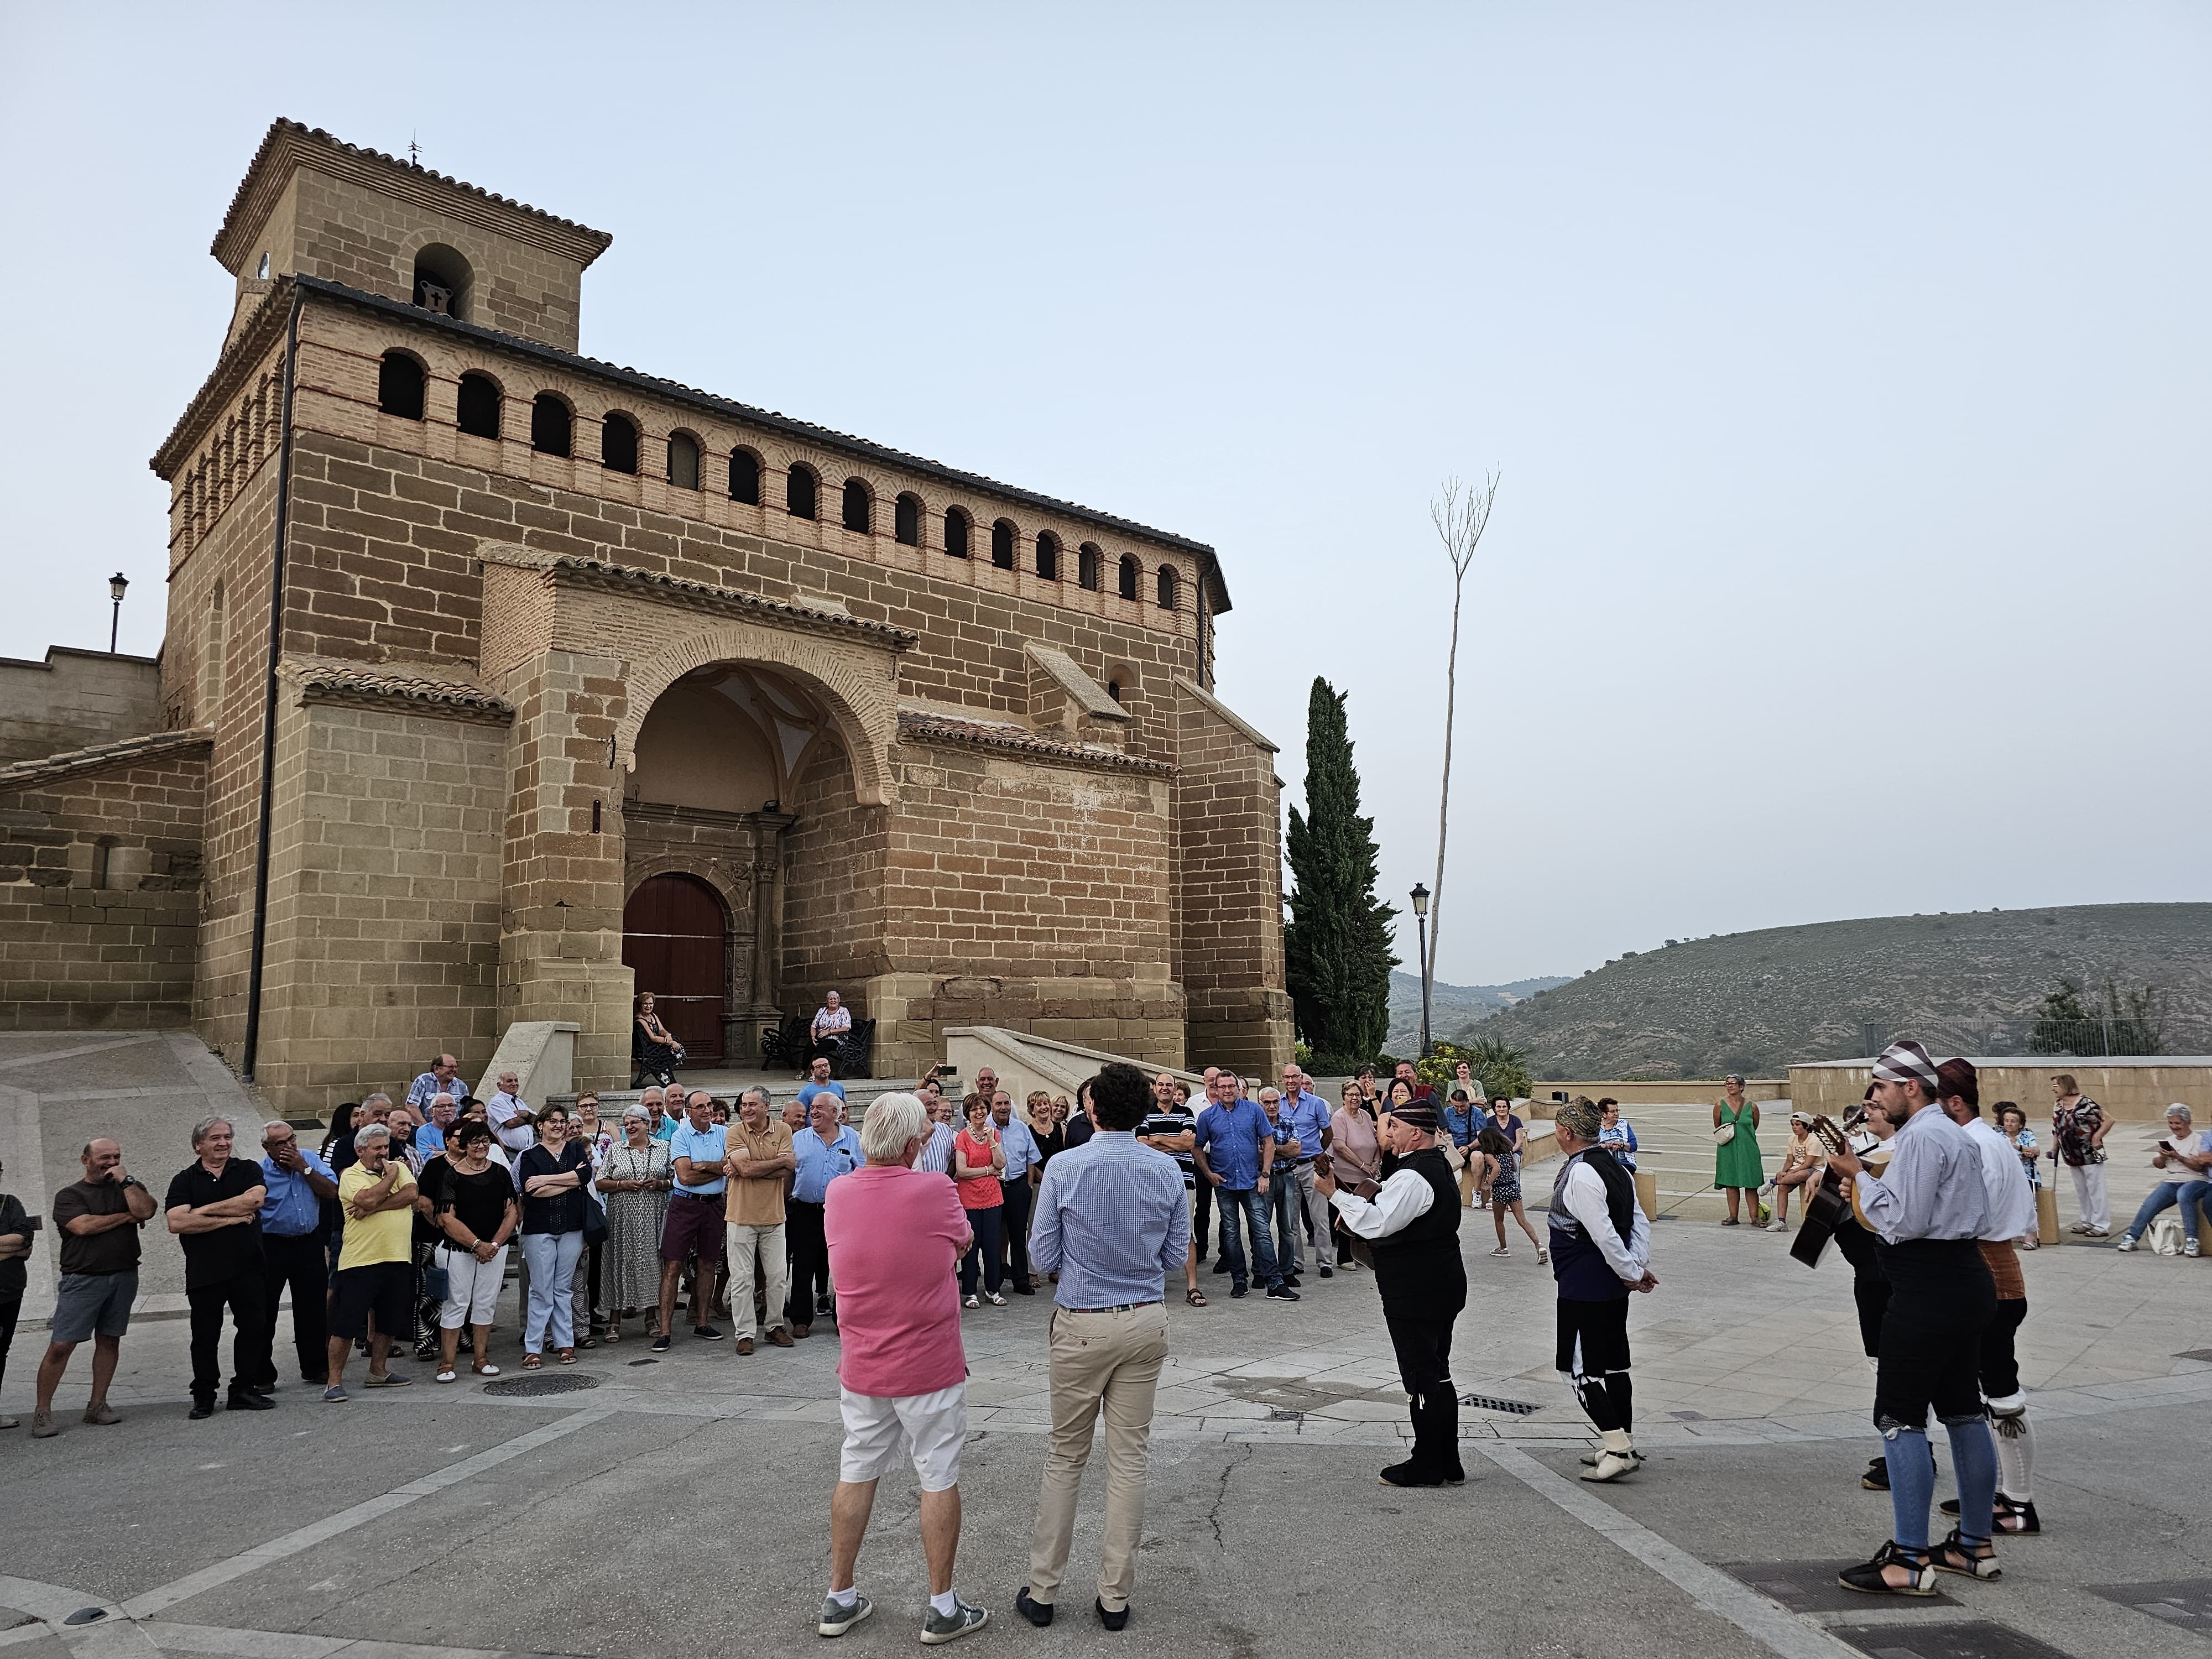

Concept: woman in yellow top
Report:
left=1712, top=1075, right=1764, bottom=1226
left=1765, top=1112, right=1826, bottom=1234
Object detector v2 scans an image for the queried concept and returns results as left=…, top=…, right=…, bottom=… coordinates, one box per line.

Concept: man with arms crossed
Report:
left=816, top=1093, right=985, bottom=1643
left=1017, top=1063, right=1190, bottom=1632
left=33, top=1138, right=154, bottom=1436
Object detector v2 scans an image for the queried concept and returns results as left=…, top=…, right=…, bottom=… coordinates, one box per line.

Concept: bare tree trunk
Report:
left=1427, top=470, right=1499, bottom=1006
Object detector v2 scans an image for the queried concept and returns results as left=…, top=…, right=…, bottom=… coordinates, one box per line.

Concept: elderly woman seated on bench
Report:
left=805, top=991, right=854, bottom=1076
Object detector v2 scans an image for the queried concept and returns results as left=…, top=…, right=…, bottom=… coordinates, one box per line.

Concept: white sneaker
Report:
left=1769, top=1220, right=1788, bottom=1233
left=2188, top=1239, right=2201, bottom=1258
left=2115, top=1235, right=2136, bottom=1252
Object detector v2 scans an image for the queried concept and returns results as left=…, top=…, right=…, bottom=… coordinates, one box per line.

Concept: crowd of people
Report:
left=1, top=1032, right=2201, bottom=1638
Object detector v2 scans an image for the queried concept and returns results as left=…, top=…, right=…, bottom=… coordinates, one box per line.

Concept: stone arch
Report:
left=616, top=621, right=898, bottom=807
left=624, top=853, right=747, bottom=925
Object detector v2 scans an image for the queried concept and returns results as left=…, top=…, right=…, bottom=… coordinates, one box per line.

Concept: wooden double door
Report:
left=622, top=873, right=727, bottom=1063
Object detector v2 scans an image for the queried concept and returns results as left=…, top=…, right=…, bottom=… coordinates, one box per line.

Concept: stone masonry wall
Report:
left=863, top=740, right=1182, bottom=1076
left=0, top=650, right=164, bottom=765
left=249, top=694, right=507, bottom=1117
left=0, top=747, right=207, bottom=1029
left=233, top=167, right=589, bottom=352
left=278, top=301, right=1208, bottom=750
left=1175, top=681, right=1293, bottom=1077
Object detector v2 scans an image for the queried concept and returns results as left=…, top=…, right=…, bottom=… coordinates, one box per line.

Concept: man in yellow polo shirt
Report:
left=326, top=1125, right=418, bottom=1401
left=725, top=1086, right=797, bottom=1354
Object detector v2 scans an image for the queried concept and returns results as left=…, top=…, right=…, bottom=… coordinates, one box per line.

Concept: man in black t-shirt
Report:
left=33, top=1138, right=156, bottom=1437
left=164, top=1117, right=273, bottom=1419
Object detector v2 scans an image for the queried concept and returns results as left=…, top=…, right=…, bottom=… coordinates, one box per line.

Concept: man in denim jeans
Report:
left=1192, top=1074, right=1297, bottom=1302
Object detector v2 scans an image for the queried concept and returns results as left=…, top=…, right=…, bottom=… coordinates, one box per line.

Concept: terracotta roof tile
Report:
left=896, top=711, right=1174, bottom=778
left=0, top=728, right=212, bottom=792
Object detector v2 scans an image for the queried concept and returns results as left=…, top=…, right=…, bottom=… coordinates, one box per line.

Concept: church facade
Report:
left=0, top=122, right=1292, bottom=1115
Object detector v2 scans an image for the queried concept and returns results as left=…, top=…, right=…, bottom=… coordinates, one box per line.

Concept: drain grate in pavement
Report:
left=483, top=1373, right=602, bottom=1397
left=2088, top=1580, right=2212, bottom=1632
left=1459, top=1393, right=1539, bottom=1415
left=2174, top=1349, right=2212, bottom=1364
left=1266, top=1408, right=1303, bottom=1423
left=1826, top=1622, right=2074, bottom=1659
left=1721, top=1562, right=1953, bottom=1614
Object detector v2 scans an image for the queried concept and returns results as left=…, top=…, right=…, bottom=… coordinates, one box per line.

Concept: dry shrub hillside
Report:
left=1458, top=902, right=2212, bottom=1080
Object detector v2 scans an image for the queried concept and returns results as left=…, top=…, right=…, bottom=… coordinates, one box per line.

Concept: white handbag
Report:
left=1711, top=1123, right=1736, bottom=1146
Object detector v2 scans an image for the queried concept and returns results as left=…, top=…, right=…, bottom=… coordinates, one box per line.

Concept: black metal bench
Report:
left=761, top=1016, right=876, bottom=1079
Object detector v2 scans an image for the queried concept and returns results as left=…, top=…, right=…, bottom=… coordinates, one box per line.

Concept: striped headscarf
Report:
left=1871, top=1039, right=1940, bottom=1095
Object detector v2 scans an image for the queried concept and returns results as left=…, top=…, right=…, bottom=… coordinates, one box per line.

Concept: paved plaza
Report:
left=6, top=1127, right=2211, bottom=1659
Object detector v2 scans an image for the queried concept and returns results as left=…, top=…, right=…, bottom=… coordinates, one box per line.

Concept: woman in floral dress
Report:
left=595, top=1104, right=672, bottom=1340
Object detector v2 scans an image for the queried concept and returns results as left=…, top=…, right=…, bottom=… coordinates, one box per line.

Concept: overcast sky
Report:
left=4, top=4, right=2206, bottom=986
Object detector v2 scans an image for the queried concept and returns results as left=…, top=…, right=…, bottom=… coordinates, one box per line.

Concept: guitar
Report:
left=1789, top=1114, right=1864, bottom=1269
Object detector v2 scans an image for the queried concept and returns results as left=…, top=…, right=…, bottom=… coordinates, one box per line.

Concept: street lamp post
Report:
left=1410, top=882, right=1432, bottom=1058
left=108, top=573, right=129, bottom=654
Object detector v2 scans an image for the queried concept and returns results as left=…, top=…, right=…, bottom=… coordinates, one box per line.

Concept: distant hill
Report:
left=1387, top=969, right=1571, bottom=1052
left=1448, top=902, right=2212, bottom=1079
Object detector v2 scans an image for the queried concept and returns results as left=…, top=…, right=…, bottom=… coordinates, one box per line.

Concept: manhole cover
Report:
left=1266, top=1408, right=1303, bottom=1423
left=482, top=1373, right=602, bottom=1397
left=63, top=1610, right=108, bottom=1627
left=1722, top=1562, right=1953, bottom=1613
left=1827, top=1621, right=2074, bottom=1659
left=1459, top=1393, right=1539, bottom=1415
left=2088, top=1580, right=2212, bottom=1631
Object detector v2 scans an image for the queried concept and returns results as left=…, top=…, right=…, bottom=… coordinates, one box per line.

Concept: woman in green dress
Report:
left=1712, top=1074, right=1764, bottom=1225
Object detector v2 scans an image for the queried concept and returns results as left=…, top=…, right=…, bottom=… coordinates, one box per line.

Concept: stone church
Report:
left=0, top=121, right=1292, bottom=1115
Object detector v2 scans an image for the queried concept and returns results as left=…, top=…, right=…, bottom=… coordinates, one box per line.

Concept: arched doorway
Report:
left=622, top=873, right=727, bottom=1064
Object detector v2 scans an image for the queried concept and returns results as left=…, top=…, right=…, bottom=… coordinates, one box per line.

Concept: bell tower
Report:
left=209, top=119, right=612, bottom=352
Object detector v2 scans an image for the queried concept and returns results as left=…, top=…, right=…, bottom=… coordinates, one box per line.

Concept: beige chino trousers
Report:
left=1026, top=1301, right=1169, bottom=1613
left=724, top=1221, right=789, bottom=1338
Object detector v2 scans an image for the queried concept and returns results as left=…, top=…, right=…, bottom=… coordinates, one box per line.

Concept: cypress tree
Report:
left=1284, top=677, right=1399, bottom=1069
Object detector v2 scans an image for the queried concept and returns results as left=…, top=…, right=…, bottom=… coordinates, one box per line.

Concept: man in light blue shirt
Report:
left=1192, top=1079, right=1292, bottom=1300
left=255, top=1120, right=337, bottom=1391
left=991, top=1091, right=1044, bottom=1295
left=789, top=1096, right=862, bottom=1330
left=1020, top=1062, right=1189, bottom=1628
left=1276, top=1063, right=1335, bottom=1281
left=655, top=1091, right=729, bottom=1351
left=406, top=1053, right=464, bottom=1113
left=798, top=1058, right=849, bottom=1114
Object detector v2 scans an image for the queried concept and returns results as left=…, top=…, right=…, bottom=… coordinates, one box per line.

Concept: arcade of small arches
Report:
left=371, top=348, right=1187, bottom=613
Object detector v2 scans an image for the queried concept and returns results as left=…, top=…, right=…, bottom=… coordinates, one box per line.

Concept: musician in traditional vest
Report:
left=1317, top=1099, right=1467, bottom=1488
left=1935, top=1057, right=2044, bottom=1538
left=1825, top=1040, right=2001, bottom=1597
left=1547, top=1099, right=1656, bottom=1483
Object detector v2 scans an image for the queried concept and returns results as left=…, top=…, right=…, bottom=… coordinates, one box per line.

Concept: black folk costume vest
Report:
left=1548, top=1147, right=1637, bottom=1301
left=1369, top=1147, right=1468, bottom=1319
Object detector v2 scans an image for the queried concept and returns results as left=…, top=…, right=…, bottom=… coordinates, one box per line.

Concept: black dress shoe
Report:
left=226, top=1392, right=276, bottom=1411
left=1281, top=1274, right=1301, bottom=1289
left=1211, top=1260, right=1233, bottom=1275
left=1378, top=1458, right=1449, bottom=1487
left=1011, top=1283, right=1036, bottom=1295
left=1230, top=1281, right=1249, bottom=1298
left=1015, top=1588, right=1053, bottom=1627
left=188, top=1401, right=215, bottom=1420
left=1318, top=1264, right=1334, bottom=1278
left=1095, top=1599, right=1129, bottom=1631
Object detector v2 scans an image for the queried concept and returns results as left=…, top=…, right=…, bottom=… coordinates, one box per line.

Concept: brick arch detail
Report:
left=616, top=622, right=897, bottom=807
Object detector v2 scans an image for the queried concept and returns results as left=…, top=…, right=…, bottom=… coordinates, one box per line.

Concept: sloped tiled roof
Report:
left=213, top=120, right=612, bottom=270
left=523, top=554, right=919, bottom=649
left=282, top=658, right=512, bottom=722
left=896, top=711, right=1174, bottom=778
left=0, top=728, right=212, bottom=792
